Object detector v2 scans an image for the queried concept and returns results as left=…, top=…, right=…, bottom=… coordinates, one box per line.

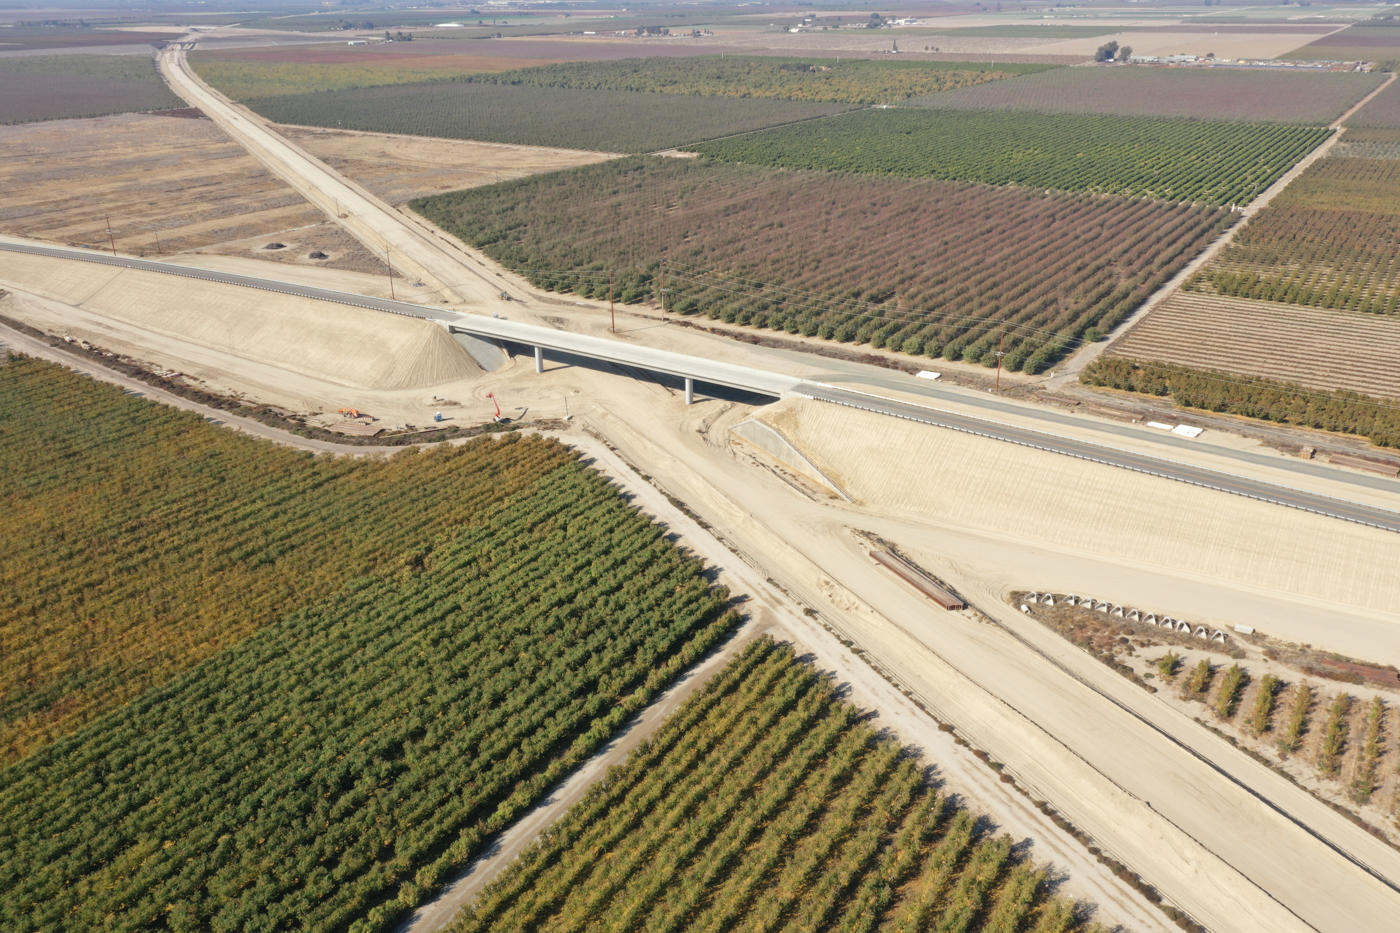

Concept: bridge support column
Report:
left=534, top=345, right=543, bottom=374
left=684, top=377, right=694, bottom=405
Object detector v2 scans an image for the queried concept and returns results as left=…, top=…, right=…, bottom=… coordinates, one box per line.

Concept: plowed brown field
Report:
left=0, top=111, right=390, bottom=274
left=1109, top=292, right=1400, bottom=399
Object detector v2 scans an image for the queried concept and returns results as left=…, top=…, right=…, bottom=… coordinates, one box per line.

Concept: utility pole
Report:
left=153, top=228, right=163, bottom=253
left=104, top=213, right=117, bottom=255
left=995, top=322, right=1005, bottom=395
left=609, top=271, right=615, bottom=333
left=385, top=246, right=395, bottom=300
left=659, top=258, right=666, bottom=313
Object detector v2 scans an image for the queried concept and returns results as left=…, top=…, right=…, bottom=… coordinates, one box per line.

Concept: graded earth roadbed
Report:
left=5, top=238, right=1398, bottom=535
left=801, top=383, right=1400, bottom=534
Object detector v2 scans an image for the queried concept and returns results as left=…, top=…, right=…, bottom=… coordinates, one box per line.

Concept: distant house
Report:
left=347, top=39, right=367, bottom=46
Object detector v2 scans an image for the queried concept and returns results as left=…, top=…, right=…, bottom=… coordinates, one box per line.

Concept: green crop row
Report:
left=452, top=638, right=1104, bottom=933
left=461, top=56, right=1053, bottom=104
left=0, top=357, right=564, bottom=764
left=0, top=358, right=739, bottom=933
left=414, top=156, right=1228, bottom=375
left=689, top=109, right=1330, bottom=206
left=1186, top=154, right=1400, bottom=315
left=245, top=82, right=852, bottom=153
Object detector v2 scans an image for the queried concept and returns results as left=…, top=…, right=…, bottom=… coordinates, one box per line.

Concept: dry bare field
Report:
left=282, top=126, right=619, bottom=205
left=1029, top=29, right=1336, bottom=60
left=1108, top=292, right=1400, bottom=400
left=1285, top=24, right=1400, bottom=62
left=0, top=112, right=390, bottom=274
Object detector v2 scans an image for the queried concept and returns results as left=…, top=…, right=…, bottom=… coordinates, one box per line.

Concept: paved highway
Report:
left=5, top=238, right=1398, bottom=533
left=0, top=239, right=458, bottom=321
left=803, top=383, right=1400, bottom=534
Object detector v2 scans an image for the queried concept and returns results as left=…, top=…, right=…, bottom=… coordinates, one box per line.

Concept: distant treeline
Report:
left=1083, top=356, right=1400, bottom=448
left=450, top=55, right=1055, bottom=104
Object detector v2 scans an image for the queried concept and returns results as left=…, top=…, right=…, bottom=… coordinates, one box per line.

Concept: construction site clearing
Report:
left=1019, top=592, right=1400, bottom=846
left=8, top=22, right=1400, bottom=932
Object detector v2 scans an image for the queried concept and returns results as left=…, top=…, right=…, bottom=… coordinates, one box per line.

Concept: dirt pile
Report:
left=0, top=249, right=479, bottom=390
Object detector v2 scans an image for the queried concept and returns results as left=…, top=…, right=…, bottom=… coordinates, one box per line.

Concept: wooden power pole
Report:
left=996, top=322, right=1005, bottom=395
left=609, top=271, right=615, bottom=333
left=104, top=214, right=117, bottom=255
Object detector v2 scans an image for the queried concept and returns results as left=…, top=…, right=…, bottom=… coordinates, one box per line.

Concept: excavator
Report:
left=338, top=407, right=367, bottom=419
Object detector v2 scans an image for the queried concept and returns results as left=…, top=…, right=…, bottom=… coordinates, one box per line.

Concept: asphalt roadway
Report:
left=4, top=238, right=1398, bottom=535
left=801, top=383, right=1400, bottom=534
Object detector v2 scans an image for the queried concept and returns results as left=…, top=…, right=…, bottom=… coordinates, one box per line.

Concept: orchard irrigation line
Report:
left=800, top=383, right=1400, bottom=535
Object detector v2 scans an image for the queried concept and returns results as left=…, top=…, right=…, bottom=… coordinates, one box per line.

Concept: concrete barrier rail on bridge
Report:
left=3, top=239, right=1397, bottom=532
left=446, top=317, right=800, bottom=403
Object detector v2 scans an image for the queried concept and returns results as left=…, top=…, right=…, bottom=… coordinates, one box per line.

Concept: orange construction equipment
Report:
left=338, top=408, right=364, bottom=419
left=486, top=392, right=503, bottom=423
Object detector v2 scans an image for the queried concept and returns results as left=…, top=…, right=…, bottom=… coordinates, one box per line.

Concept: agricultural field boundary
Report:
left=5, top=257, right=1394, bottom=930
left=587, top=404, right=1317, bottom=933
left=158, top=48, right=505, bottom=305
left=0, top=321, right=1173, bottom=933
left=6, top=240, right=1398, bottom=534
left=1059, top=70, right=1399, bottom=383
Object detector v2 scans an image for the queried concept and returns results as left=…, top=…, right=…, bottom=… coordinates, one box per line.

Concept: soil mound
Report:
left=0, top=250, right=481, bottom=390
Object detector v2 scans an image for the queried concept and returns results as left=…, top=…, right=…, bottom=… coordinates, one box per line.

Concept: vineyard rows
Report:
left=1187, top=154, right=1400, bottom=315
left=188, top=54, right=548, bottom=100
left=248, top=83, right=852, bottom=153
left=453, top=638, right=1103, bottom=933
left=0, top=358, right=566, bottom=765
left=911, top=66, right=1381, bottom=125
left=0, top=360, right=739, bottom=932
left=453, top=56, right=1051, bottom=105
left=1111, top=292, right=1400, bottom=400
left=688, top=109, right=1330, bottom=206
left=414, top=157, right=1229, bottom=373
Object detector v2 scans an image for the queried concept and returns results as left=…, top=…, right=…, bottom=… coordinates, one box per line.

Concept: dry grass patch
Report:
left=0, top=113, right=388, bottom=273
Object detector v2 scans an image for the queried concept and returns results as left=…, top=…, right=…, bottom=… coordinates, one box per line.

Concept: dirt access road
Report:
left=158, top=48, right=506, bottom=306
left=139, top=41, right=1400, bottom=931
left=0, top=326, right=1175, bottom=933
left=587, top=396, right=1400, bottom=933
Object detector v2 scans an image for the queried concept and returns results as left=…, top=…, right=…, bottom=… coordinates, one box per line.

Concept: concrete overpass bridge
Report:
left=446, top=316, right=799, bottom=404
left=3, top=239, right=1397, bottom=533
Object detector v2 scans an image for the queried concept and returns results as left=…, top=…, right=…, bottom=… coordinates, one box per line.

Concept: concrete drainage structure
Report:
left=1042, top=595, right=1238, bottom=644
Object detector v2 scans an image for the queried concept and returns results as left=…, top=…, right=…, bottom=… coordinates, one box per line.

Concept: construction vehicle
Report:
left=338, top=408, right=367, bottom=419
left=487, top=392, right=506, bottom=423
